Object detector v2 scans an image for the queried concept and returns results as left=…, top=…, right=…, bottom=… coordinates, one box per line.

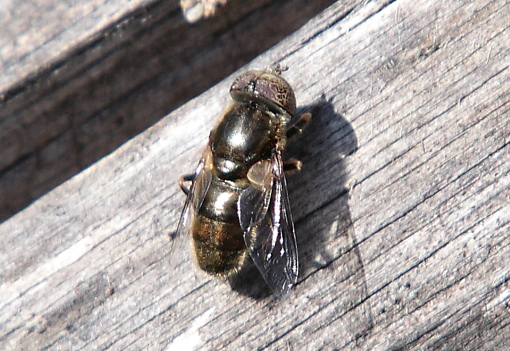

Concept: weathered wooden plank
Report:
left=0, top=0, right=149, bottom=92
left=1, top=0, right=509, bottom=350
left=0, top=0, right=340, bottom=222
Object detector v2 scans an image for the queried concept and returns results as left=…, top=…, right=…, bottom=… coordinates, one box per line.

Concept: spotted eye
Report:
left=230, top=70, right=296, bottom=118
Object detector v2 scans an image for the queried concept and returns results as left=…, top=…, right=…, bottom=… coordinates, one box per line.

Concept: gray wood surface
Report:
left=1, top=0, right=509, bottom=350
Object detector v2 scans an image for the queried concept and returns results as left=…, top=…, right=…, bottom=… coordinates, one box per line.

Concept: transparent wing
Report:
left=175, top=159, right=208, bottom=236
left=170, top=151, right=212, bottom=267
left=237, top=150, right=299, bottom=296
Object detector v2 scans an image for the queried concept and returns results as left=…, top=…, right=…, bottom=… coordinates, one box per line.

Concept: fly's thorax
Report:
left=209, top=103, right=285, bottom=178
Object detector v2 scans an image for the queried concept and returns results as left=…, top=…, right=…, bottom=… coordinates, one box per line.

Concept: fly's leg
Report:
left=179, top=174, right=194, bottom=195
left=284, top=111, right=311, bottom=175
left=284, top=159, right=302, bottom=175
left=286, top=112, right=311, bottom=140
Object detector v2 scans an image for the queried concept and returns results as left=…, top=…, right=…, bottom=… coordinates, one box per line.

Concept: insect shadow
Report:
left=229, top=97, right=365, bottom=304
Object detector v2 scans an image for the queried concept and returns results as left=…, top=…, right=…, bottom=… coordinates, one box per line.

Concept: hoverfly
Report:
left=174, top=65, right=310, bottom=296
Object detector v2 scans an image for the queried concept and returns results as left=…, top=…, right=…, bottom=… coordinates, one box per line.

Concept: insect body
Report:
left=176, top=67, right=308, bottom=296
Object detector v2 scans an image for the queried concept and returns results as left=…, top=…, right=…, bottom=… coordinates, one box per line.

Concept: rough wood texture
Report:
left=1, top=0, right=509, bottom=349
left=0, top=0, right=338, bottom=223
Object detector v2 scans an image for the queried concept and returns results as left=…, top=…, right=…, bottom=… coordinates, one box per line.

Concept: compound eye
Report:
left=230, top=70, right=297, bottom=117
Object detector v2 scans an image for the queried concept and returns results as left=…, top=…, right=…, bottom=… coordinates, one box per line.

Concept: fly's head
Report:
left=229, top=69, right=296, bottom=123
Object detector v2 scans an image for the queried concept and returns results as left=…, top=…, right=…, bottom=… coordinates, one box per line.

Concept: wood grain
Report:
left=1, top=0, right=509, bottom=350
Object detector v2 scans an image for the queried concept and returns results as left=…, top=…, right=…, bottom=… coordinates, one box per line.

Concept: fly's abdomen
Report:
left=191, top=176, right=247, bottom=276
